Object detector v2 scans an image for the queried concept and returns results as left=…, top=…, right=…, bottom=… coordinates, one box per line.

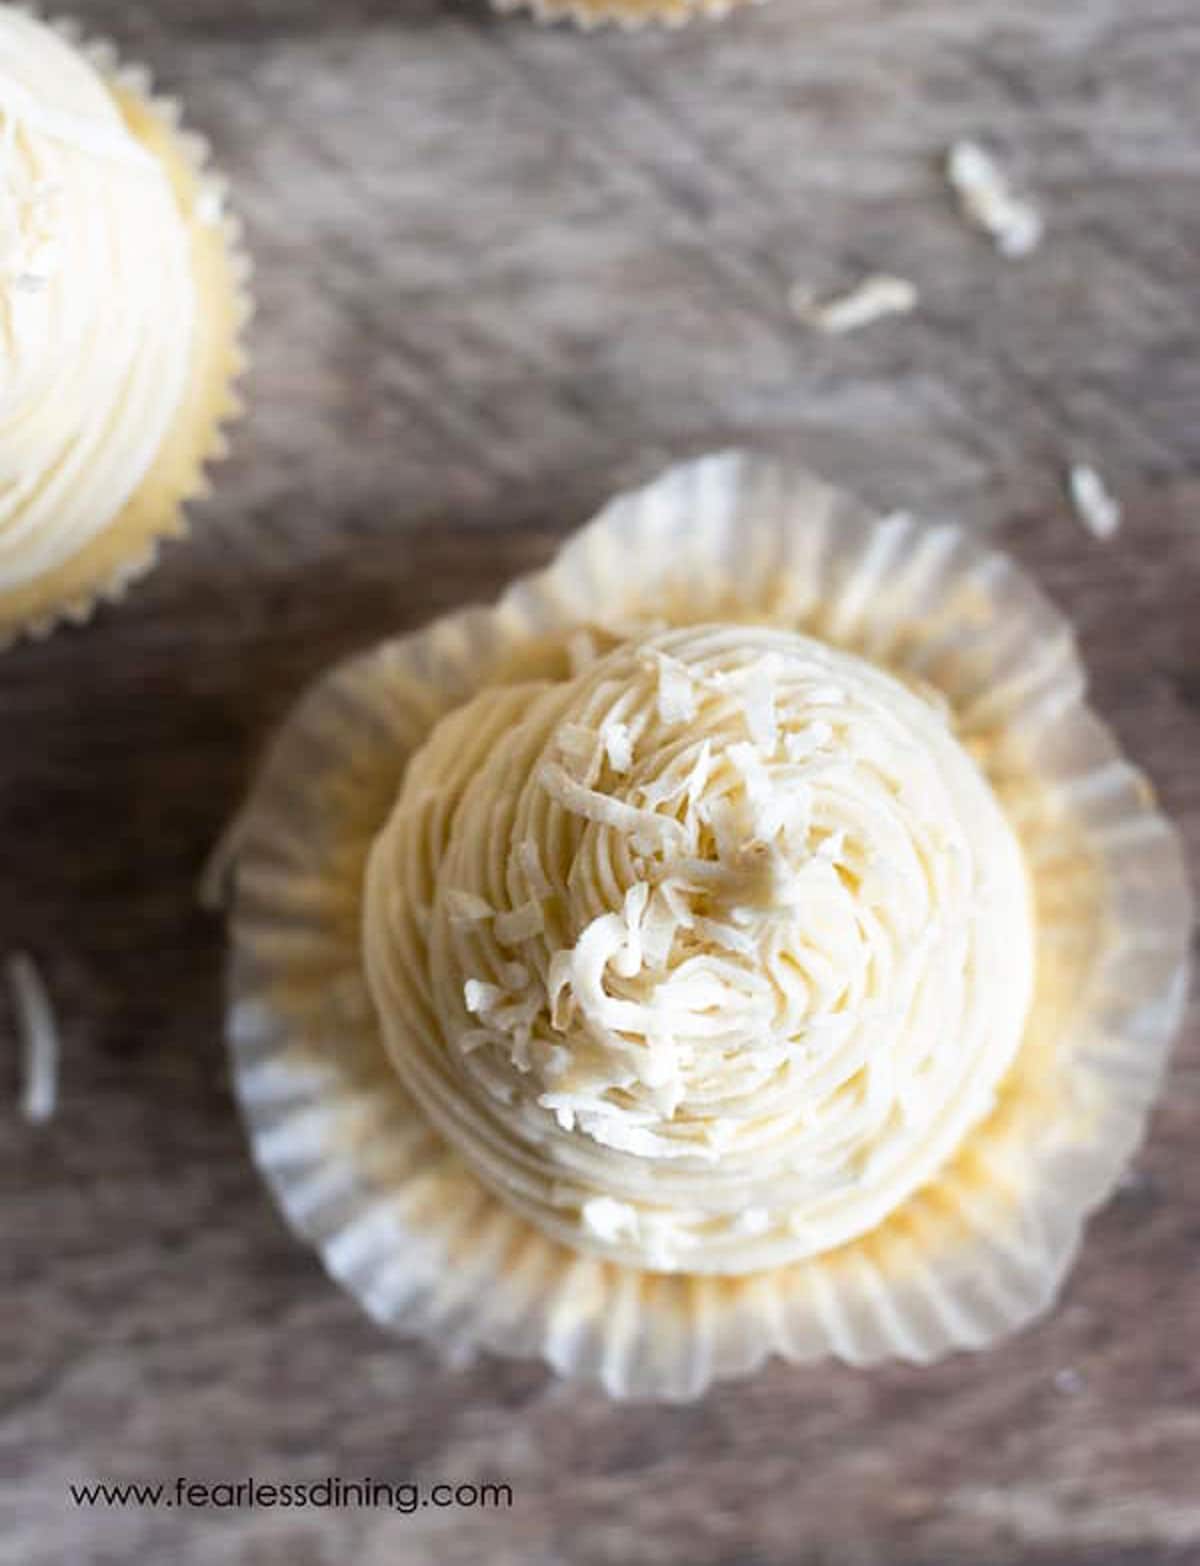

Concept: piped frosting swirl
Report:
left=0, top=9, right=195, bottom=592
left=364, top=623, right=1035, bottom=1274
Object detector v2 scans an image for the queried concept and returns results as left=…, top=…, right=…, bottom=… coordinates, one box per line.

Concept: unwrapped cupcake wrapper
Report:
left=0, top=10, right=252, bottom=646
left=490, top=0, right=759, bottom=31
left=226, top=452, right=1191, bottom=1399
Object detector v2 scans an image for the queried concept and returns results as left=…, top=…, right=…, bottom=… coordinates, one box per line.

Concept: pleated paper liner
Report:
left=0, top=12, right=251, bottom=646
left=491, top=0, right=759, bottom=29
left=225, top=452, right=1191, bottom=1399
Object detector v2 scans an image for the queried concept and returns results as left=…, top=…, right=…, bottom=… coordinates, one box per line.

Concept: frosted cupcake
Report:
left=0, top=8, right=249, bottom=643
left=223, top=453, right=1191, bottom=1398
left=491, top=0, right=754, bottom=28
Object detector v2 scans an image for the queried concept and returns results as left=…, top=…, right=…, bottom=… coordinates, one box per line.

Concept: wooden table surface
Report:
left=3, top=1, right=1199, bottom=1562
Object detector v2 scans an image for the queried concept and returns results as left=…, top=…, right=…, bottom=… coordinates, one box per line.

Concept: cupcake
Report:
left=224, top=453, right=1191, bottom=1399
left=0, top=7, right=249, bottom=644
left=491, top=0, right=754, bottom=28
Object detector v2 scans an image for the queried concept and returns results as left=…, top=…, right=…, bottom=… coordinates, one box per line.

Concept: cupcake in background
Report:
left=491, top=0, right=755, bottom=29
left=0, top=6, right=249, bottom=644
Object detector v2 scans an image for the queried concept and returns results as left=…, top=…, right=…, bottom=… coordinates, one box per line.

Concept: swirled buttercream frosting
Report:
left=0, top=9, right=196, bottom=592
left=364, top=623, right=1035, bottom=1274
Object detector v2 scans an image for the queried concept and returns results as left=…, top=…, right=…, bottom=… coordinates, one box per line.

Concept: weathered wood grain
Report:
left=2, top=1, right=1198, bottom=1562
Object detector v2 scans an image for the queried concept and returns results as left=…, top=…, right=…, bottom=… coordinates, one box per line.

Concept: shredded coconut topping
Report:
left=581, top=1195, right=639, bottom=1243
left=446, top=889, right=495, bottom=925
left=792, top=274, right=919, bottom=334
left=947, top=140, right=1044, bottom=258
left=7, top=951, right=58, bottom=1123
left=1069, top=464, right=1122, bottom=541
left=494, top=900, right=545, bottom=943
left=645, top=649, right=698, bottom=725
left=602, top=719, right=634, bottom=774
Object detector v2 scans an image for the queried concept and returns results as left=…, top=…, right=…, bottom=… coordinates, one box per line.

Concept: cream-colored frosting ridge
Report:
left=364, top=622, right=1036, bottom=1275
left=0, top=9, right=195, bottom=591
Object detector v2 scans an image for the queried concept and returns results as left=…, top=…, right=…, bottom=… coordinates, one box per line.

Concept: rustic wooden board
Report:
left=3, top=1, right=1199, bottom=1562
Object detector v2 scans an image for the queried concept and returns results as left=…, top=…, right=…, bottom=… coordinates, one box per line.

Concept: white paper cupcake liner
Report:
left=0, top=8, right=251, bottom=646
left=224, top=451, right=1191, bottom=1399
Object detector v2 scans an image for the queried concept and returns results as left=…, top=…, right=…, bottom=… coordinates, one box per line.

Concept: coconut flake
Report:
left=724, top=740, right=808, bottom=845
left=576, top=1111, right=672, bottom=1159
left=539, top=762, right=687, bottom=849
left=7, top=952, right=58, bottom=1124
left=742, top=659, right=779, bottom=752
left=816, top=829, right=847, bottom=863
left=611, top=881, right=650, bottom=979
left=1069, top=464, right=1122, bottom=540
left=947, top=140, right=1043, bottom=258
left=792, top=274, right=919, bottom=334
left=464, top=979, right=506, bottom=1016
left=640, top=1213, right=696, bottom=1271
left=601, top=719, right=634, bottom=774
left=557, top=723, right=605, bottom=786
left=784, top=721, right=834, bottom=761
left=690, top=916, right=757, bottom=956
left=637, top=739, right=713, bottom=815
left=640, top=886, right=684, bottom=971
left=456, top=1027, right=497, bottom=1056
left=581, top=1195, right=640, bottom=1244
left=494, top=900, right=545, bottom=943
left=499, top=962, right=530, bottom=991
left=445, top=889, right=495, bottom=925
left=543, top=1044, right=572, bottom=1080
left=556, top=911, right=650, bottom=1039
left=644, top=651, right=697, bottom=725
